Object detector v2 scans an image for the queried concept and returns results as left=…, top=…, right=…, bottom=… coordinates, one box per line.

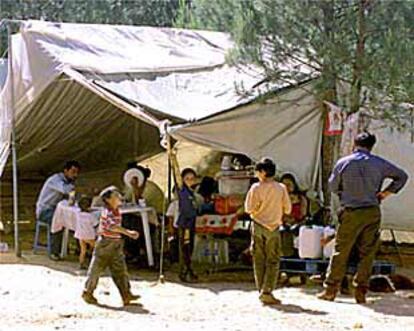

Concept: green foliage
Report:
left=177, top=0, right=414, bottom=117
left=0, top=0, right=181, bottom=55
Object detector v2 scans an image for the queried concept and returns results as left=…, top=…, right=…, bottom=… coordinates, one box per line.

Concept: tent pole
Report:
left=167, top=155, right=172, bottom=203
left=390, top=229, right=403, bottom=267
left=7, top=22, right=21, bottom=257
left=158, top=133, right=172, bottom=284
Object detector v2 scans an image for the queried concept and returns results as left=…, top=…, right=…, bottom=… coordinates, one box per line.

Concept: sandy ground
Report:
left=1, top=253, right=414, bottom=331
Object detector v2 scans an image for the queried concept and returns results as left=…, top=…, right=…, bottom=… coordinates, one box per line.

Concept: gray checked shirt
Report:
left=36, top=173, right=75, bottom=218
left=329, top=149, right=408, bottom=209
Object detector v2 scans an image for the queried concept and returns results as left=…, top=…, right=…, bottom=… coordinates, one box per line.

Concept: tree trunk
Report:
left=320, top=1, right=341, bottom=212
left=350, top=0, right=368, bottom=114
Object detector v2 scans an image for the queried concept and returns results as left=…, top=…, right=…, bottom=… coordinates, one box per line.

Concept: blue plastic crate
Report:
left=280, top=258, right=395, bottom=275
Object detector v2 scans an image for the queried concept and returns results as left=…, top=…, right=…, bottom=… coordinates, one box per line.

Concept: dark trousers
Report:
left=122, top=214, right=142, bottom=258
left=84, top=237, right=131, bottom=299
left=325, top=206, right=381, bottom=289
left=122, top=215, right=158, bottom=266
left=38, top=208, right=63, bottom=256
left=251, top=223, right=281, bottom=294
left=178, top=227, right=195, bottom=275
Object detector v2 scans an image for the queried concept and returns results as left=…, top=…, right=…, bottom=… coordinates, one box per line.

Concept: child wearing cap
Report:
left=82, top=187, right=140, bottom=306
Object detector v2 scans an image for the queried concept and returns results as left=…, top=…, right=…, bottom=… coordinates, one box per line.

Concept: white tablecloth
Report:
left=50, top=201, right=156, bottom=266
left=51, top=201, right=81, bottom=234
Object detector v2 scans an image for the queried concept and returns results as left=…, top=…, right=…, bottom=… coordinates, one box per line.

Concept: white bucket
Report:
left=298, top=225, right=324, bottom=259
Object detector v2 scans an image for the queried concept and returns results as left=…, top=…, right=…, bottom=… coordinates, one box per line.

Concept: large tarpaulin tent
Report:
left=170, top=109, right=414, bottom=235
left=170, top=81, right=323, bottom=188
left=0, top=20, right=317, bottom=182
left=0, top=20, right=411, bottom=235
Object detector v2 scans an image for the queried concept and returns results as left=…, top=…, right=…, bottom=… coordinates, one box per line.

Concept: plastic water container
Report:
left=218, top=176, right=251, bottom=195
left=298, top=226, right=324, bottom=259
left=323, top=226, right=336, bottom=259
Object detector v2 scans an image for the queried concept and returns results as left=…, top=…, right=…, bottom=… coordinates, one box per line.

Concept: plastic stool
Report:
left=33, top=221, right=51, bottom=255
left=193, top=235, right=229, bottom=264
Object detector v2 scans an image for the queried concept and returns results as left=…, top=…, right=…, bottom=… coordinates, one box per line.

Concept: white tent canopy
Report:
left=341, top=113, right=414, bottom=232
left=170, top=80, right=323, bottom=188
left=0, top=21, right=275, bottom=176
left=0, top=20, right=410, bottom=234
left=0, top=59, right=7, bottom=90
left=0, top=20, right=315, bottom=177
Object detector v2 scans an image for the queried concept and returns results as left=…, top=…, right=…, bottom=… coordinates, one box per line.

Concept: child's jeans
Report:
left=178, top=226, right=195, bottom=275
left=84, top=237, right=131, bottom=298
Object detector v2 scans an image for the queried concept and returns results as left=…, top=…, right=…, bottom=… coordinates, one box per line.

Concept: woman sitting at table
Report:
left=123, top=163, right=164, bottom=265
left=124, top=163, right=165, bottom=214
left=279, top=173, right=308, bottom=258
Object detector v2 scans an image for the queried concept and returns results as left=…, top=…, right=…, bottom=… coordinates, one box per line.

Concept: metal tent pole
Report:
left=7, top=22, right=21, bottom=257
left=158, top=133, right=172, bottom=284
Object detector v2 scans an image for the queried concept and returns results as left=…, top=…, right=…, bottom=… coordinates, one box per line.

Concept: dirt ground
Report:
left=1, top=251, right=414, bottom=331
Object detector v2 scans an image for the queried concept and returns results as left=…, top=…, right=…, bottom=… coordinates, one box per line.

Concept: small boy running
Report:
left=82, top=186, right=140, bottom=306
left=245, top=158, right=292, bottom=305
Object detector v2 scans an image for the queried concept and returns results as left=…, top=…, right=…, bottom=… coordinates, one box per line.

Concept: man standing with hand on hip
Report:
left=318, top=132, right=408, bottom=304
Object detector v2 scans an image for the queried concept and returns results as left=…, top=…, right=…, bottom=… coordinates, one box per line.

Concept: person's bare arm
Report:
left=282, top=186, right=292, bottom=215
left=300, top=195, right=308, bottom=219
left=245, top=186, right=261, bottom=219
left=109, top=225, right=139, bottom=239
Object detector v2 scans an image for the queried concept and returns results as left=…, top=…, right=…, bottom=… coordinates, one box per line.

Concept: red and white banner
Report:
left=324, top=101, right=343, bottom=136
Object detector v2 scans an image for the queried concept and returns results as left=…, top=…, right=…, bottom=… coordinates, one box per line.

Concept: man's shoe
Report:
left=49, top=254, right=61, bottom=261
left=259, top=293, right=282, bottom=305
left=123, top=292, right=141, bottom=306
left=80, top=262, right=88, bottom=270
left=354, top=287, right=367, bottom=304
left=187, top=270, right=198, bottom=283
left=82, top=291, right=98, bottom=305
left=317, top=286, right=338, bottom=302
left=179, top=271, right=188, bottom=283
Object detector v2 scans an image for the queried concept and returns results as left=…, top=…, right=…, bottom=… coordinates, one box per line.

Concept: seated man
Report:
left=36, top=160, right=81, bottom=261
left=123, top=163, right=165, bottom=265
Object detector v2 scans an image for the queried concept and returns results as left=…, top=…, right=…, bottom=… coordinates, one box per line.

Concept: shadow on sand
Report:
left=367, top=293, right=414, bottom=317
left=96, top=302, right=151, bottom=315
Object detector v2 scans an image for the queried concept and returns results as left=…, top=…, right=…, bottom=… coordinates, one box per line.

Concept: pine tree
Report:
left=176, top=0, right=414, bottom=205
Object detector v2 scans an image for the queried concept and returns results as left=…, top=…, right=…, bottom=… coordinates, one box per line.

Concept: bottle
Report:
left=68, top=191, right=76, bottom=206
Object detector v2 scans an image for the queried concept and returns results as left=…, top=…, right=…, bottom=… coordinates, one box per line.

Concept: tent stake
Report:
left=7, top=22, right=21, bottom=257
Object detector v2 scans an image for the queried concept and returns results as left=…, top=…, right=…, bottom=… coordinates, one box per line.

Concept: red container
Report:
left=214, top=194, right=244, bottom=215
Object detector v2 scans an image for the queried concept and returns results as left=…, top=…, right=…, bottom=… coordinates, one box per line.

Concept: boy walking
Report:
left=245, top=158, right=292, bottom=305
left=82, top=187, right=140, bottom=306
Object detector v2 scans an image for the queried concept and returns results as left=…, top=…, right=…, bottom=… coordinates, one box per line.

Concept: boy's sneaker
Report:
left=49, top=254, right=61, bottom=261
left=354, top=287, right=367, bottom=304
left=317, top=286, right=338, bottom=302
left=82, top=291, right=98, bottom=305
left=259, top=293, right=282, bottom=305
left=179, top=271, right=188, bottom=283
left=188, top=270, right=198, bottom=283
left=80, top=262, right=88, bottom=270
left=123, top=292, right=141, bottom=306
